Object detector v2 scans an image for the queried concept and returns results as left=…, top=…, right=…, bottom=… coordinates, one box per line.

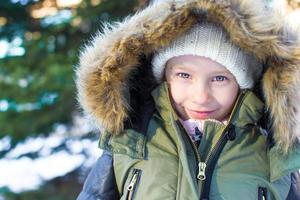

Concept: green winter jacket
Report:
left=98, top=82, right=300, bottom=200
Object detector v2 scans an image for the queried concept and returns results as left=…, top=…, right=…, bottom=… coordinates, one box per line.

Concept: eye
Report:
left=177, top=73, right=190, bottom=79
left=212, top=76, right=228, bottom=82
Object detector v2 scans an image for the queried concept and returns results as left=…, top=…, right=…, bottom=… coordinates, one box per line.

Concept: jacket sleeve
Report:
left=286, top=170, right=300, bottom=200
left=76, top=150, right=120, bottom=200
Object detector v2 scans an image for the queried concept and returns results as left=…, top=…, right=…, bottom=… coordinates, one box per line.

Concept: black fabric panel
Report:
left=76, top=151, right=119, bottom=200
left=124, top=54, right=157, bottom=135
left=287, top=171, right=300, bottom=200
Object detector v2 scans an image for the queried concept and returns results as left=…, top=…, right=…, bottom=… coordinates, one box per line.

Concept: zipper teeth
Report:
left=204, top=90, right=247, bottom=164
left=259, top=187, right=267, bottom=200
left=177, top=122, right=201, bottom=163
left=175, top=90, right=247, bottom=188
left=176, top=91, right=247, bottom=170
left=199, top=91, right=247, bottom=197
left=204, top=132, right=227, bottom=164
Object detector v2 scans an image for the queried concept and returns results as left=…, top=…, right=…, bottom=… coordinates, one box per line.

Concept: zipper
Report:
left=199, top=123, right=235, bottom=199
left=203, top=90, right=246, bottom=166
left=126, top=169, right=142, bottom=200
left=176, top=120, right=202, bottom=170
left=200, top=91, right=247, bottom=199
left=199, top=90, right=247, bottom=199
left=176, top=90, right=247, bottom=199
left=197, top=162, right=207, bottom=180
left=258, top=187, right=268, bottom=200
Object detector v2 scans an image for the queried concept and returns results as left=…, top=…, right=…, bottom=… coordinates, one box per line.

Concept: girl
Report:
left=76, top=0, right=300, bottom=199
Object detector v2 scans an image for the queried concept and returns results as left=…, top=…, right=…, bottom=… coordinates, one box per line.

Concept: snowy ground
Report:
left=0, top=116, right=102, bottom=193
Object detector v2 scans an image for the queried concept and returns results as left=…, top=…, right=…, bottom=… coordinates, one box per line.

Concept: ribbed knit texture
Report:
left=152, top=23, right=262, bottom=89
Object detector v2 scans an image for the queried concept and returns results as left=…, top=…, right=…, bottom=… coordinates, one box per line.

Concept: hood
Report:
left=76, top=0, right=300, bottom=154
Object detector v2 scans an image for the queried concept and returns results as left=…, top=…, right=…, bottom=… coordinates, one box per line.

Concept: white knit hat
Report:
left=152, top=23, right=262, bottom=89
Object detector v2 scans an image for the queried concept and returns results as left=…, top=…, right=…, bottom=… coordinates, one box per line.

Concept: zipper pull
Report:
left=127, top=172, right=139, bottom=191
left=197, top=162, right=206, bottom=180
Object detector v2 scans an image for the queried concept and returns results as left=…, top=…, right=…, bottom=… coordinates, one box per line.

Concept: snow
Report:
left=0, top=157, right=42, bottom=192
left=6, top=137, right=47, bottom=158
left=0, top=136, right=11, bottom=151
left=0, top=125, right=102, bottom=193
left=32, top=151, right=85, bottom=180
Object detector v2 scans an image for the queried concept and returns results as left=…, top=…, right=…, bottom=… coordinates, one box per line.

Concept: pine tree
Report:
left=0, top=0, right=144, bottom=144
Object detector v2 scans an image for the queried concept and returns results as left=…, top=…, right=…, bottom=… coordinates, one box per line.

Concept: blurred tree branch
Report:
left=0, top=0, right=146, bottom=144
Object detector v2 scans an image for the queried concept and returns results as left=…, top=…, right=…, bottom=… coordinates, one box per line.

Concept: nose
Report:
left=190, top=82, right=211, bottom=105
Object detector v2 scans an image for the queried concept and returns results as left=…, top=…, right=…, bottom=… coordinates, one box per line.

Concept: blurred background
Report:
left=0, top=0, right=299, bottom=199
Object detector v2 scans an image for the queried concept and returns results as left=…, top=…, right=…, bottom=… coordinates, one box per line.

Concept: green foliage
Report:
left=0, top=0, right=142, bottom=142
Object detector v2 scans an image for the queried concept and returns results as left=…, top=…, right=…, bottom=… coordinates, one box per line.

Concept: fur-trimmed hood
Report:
left=76, top=0, right=300, bottom=154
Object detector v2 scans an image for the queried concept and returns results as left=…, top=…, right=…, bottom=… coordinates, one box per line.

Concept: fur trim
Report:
left=76, top=0, right=300, bottom=154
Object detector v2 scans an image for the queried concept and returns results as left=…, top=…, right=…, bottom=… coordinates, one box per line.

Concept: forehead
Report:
left=166, top=55, right=230, bottom=74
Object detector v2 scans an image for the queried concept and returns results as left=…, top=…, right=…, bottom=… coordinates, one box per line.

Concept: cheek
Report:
left=168, top=82, right=186, bottom=103
left=222, top=95, right=237, bottom=109
left=168, top=83, right=189, bottom=120
left=221, top=89, right=239, bottom=109
left=215, top=85, right=239, bottom=108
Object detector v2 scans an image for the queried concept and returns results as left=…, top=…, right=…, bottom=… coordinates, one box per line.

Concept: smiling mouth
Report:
left=187, top=109, right=215, bottom=119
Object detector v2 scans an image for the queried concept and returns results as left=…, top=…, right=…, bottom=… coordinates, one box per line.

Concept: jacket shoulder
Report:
left=76, top=151, right=119, bottom=200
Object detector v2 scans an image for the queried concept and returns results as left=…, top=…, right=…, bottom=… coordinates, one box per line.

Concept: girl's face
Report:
left=165, top=55, right=239, bottom=121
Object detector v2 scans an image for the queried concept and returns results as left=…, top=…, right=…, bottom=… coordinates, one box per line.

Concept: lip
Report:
left=186, top=109, right=215, bottom=119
